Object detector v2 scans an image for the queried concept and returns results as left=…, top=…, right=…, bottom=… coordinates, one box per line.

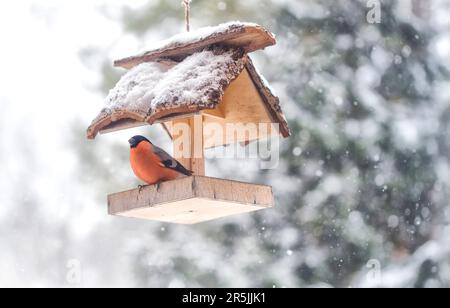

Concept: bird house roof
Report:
left=86, top=22, right=290, bottom=141
left=114, top=21, right=276, bottom=69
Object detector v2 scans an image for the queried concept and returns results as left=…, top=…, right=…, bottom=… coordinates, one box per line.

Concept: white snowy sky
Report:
left=0, top=1, right=155, bottom=242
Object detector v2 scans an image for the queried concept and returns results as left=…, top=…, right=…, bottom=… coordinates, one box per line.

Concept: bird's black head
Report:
left=128, top=135, right=151, bottom=148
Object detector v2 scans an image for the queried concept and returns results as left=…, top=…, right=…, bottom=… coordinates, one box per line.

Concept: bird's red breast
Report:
left=130, top=141, right=180, bottom=185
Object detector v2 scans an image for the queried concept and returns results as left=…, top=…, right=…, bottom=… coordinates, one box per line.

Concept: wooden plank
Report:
left=171, top=115, right=205, bottom=176
left=97, top=112, right=201, bottom=136
left=114, top=24, right=276, bottom=69
left=153, top=112, right=201, bottom=124
left=108, top=176, right=196, bottom=213
left=191, top=115, right=205, bottom=176
left=108, top=176, right=274, bottom=224
left=87, top=110, right=148, bottom=140
left=119, top=198, right=266, bottom=224
left=172, top=118, right=191, bottom=171
left=193, top=176, right=274, bottom=206
left=201, top=105, right=225, bottom=120
left=99, top=119, right=147, bottom=136
left=245, top=57, right=291, bottom=138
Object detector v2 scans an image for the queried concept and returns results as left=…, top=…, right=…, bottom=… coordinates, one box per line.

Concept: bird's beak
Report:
left=128, top=138, right=134, bottom=145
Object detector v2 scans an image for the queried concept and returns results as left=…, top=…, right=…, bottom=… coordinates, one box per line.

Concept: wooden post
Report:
left=191, top=114, right=205, bottom=175
left=172, top=115, right=205, bottom=176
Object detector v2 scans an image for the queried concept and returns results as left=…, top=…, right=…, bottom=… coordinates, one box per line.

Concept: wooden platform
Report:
left=108, top=176, right=274, bottom=224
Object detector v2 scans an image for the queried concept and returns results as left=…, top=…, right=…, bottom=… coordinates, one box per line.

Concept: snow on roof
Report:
left=114, top=21, right=276, bottom=69
left=142, top=21, right=262, bottom=53
left=87, top=47, right=246, bottom=139
left=150, top=48, right=245, bottom=110
left=105, top=60, right=176, bottom=113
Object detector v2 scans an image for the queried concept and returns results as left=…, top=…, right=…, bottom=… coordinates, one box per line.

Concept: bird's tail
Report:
left=175, top=163, right=194, bottom=176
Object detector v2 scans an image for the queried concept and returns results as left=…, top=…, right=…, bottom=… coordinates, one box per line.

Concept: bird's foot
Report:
left=138, top=185, right=147, bottom=193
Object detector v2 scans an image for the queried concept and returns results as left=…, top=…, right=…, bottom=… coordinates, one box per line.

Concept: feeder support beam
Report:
left=172, top=115, right=205, bottom=176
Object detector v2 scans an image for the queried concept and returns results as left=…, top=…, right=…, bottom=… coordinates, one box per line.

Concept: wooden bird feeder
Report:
left=87, top=22, right=290, bottom=224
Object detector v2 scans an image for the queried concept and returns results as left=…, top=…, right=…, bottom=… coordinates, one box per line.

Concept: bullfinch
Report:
left=128, top=135, right=193, bottom=185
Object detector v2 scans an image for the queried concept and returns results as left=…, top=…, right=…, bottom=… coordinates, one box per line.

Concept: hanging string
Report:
left=182, top=0, right=192, bottom=32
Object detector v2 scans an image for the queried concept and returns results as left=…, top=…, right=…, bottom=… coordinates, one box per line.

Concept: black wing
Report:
left=152, top=145, right=193, bottom=176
